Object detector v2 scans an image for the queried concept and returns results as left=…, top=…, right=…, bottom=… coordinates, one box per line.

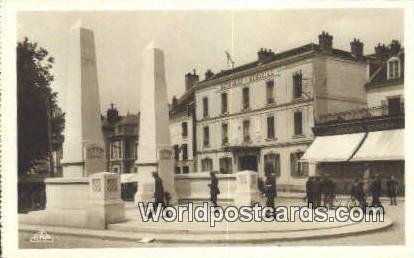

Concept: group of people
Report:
left=305, top=176, right=336, bottom=209
left=350, top=174, right=399, bottom=209
left=151, top=170, right=398, bottom=213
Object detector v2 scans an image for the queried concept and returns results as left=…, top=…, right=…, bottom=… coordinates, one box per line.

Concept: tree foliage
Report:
left=17, top=38, right=65, bottom=176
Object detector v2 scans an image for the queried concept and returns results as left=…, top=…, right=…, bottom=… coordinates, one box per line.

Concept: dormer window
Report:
left=387, top=57, right=400, bottom=80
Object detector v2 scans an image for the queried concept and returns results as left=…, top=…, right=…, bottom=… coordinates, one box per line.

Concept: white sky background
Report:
left=17, top=9, right=404, bottom=115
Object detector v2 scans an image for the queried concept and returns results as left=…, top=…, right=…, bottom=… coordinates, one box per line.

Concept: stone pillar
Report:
left=135, top=42, right=177, bottom=205
left=308, top=162, right=317, bottom=177
left=234, top=170, right=261, bottom=206
left=88, top=172, right=125, bottom=229
left=61, top=24, right=106, bottom=178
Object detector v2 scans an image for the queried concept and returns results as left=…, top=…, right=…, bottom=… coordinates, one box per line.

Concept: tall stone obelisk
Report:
left=134, top=42, right=177, bottom=205
left=61, top=24, right=106, bottom=177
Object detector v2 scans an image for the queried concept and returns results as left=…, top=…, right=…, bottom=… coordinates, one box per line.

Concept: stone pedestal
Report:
left=134, top=42, right=177, bottom=205
left=234, top=170, right=261, bottom=206
left=88, top=172, right=125, bottom=229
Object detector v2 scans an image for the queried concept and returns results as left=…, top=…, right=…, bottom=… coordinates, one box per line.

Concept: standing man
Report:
left=152, top=172, right=165, bottom=210
left=387, top=176, right=398, bottom=205
left=264, top=172, right=276, bottom=217
left=305, top=177, right=314, bottom=208
left=208, top=171, right=220, bottom=207
left=351, top=177, right=366, bottom=208
left=313, top=177, right=322, bottom=208
left=321, top=176, right=330, bottom=208
left=370, top=174, right=382, bottom=207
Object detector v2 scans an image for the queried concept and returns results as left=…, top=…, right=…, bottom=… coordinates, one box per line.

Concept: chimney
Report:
left=389, top=40, right=401, bottom=55
left=257, top=48, right=274, bottom=63
left=374, top=43, right=388, bottom=56
left=106, top=103, right=119, bottom=124
left=171, top=96, right=178, bottom=109
left=185, top=69, right=199, bottom=91
left=205, top=69, right=214, bottom=80
left=350, top=38, right=364, bottom=58
left=318, top=31, right=333, bottom=52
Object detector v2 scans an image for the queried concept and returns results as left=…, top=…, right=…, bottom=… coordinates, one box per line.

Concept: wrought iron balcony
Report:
left=317, top=103, right=404, bottom=124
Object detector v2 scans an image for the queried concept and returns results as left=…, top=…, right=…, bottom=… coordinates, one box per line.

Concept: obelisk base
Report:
left=62, top=161, right=84, bottom=177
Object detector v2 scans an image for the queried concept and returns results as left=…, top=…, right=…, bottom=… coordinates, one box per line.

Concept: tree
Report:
left=17, top=37, right=65, bottom=177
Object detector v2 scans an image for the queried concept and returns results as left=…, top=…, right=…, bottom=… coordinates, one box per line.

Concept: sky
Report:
left=17, top=9, right=404, bottom=115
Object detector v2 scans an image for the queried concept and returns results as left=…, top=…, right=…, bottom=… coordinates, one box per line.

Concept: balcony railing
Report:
left=317, top=104, right=404, bottom=124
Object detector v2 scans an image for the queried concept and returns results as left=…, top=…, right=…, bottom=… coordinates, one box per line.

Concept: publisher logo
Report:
left=30, top=231, right=53, bottom=243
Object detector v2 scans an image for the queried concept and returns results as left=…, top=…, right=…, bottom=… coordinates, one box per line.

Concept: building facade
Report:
left=169, top=70, right=198, bottom=174
left=194, top=32, right=369, bottom=191
left=102, top=104, right=139, bottom=174
left=302, top=42, right=404, bottom=195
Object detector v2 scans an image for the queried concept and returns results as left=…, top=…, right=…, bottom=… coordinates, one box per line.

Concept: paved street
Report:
left=19, top=198, right=404, bottom=248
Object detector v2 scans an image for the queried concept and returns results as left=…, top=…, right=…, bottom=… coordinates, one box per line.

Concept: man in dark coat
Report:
left=305, top=177, right=314, bottom=207
left=264, top=173, right=277, bottom=209
left=208, top=171, right=220, bottom=207
left=313, top=177, right=322, bottom=208
left=321, top=176, right=330, bottom=208
left=386, top=176, right=398, bottom=205
left=370, top=174, right=382, bottom=207
left=351, top=177, right=366, bottom=208
left=153, top=172, right=164, bottom=209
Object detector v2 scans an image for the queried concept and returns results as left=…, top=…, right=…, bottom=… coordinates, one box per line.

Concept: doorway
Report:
left=239, top=155, right=258, bottom=171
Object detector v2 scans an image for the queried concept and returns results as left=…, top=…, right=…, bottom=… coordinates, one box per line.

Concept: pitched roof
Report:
left=199, top=43, right=366, bottom=85
left=365, top=49, right=404, bottom=89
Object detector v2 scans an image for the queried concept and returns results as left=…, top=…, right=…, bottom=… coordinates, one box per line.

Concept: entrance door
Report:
left=239, top=155, right=258, bottom=172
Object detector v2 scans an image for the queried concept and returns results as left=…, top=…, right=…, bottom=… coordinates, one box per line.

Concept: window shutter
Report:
left=290, top=153, right=296, bottom=176
left=303, top=162, right=309, bottom=176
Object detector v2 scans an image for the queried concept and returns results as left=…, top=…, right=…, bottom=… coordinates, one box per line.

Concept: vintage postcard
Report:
left=1, top=0, right=413, bottom=258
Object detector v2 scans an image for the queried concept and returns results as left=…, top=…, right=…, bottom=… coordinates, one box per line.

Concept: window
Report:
left=290, top=152, right=308, bottom=177
left=293, top=73, right=303, bottom=99
left=294, top=111, right=303, bottom=135
left=175, top=167, right=181, bottom=174
left=111, top=141, right=122, bottom=159
left=388, top=60, right=400, bottom=79
left=203, top=126, right=210, bottom=147
left=388, top=97, right=402, bottom=116
left=267, top=116, right=275, bottom=139
left=219, top=157, right=233, bottom=174
left=182, top=122, right=188, bottom=137
left=222, top=123, right=229, bottom=145
left=221, top=93, right=228, bottom=114
left=243, top=120, right=250, bottom=142
left=242, top=87, right=250, bottom=109
left=266, top=80, right=274, bottom=104
left=182, top=166, right=189, bottom=174
left=264, top=153, right=280, bottom=177
left=182, top=144, right=188, bottom=161
left=203, top=97, right=209, bottom=117
left=201, top=158, right=213, bottom=172
left=112, top=166, right=119, bottom=173
left=173, top=144, right=179, bottom=161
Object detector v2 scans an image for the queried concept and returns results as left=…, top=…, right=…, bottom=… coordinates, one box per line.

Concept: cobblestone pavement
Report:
left=19, top=198, right=404, bottom=248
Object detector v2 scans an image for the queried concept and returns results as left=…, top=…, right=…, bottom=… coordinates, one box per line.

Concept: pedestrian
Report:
left=313, top=177, right=322, bottom=208
left=386, top=176, right=398, bottom=205
left=321, top=176, right=330, bottom=208
left=208, top=171, right=220, bottom=207
left=351, top=177, right=366, bottom=208
left=370, top=174, right=382, bottom=207
left=305, top=177, right=314, bottom=208
left=264, top=172, right=276, bottom=217
left=152, top=172, right=164, bottom=210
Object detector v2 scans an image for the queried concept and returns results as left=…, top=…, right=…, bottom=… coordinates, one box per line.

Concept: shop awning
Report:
left=300, top=133, right=366, bottom=162
left=351, top=129, right=404, bottom=161
left=120, top=173, right=139, bottom=183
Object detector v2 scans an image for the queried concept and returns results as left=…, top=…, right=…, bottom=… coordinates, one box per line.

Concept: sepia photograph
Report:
left=1, top=1, right=413, bottom=257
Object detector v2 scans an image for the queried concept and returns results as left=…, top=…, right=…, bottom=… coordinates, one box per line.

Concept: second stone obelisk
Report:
left=134, top=42, right=177, bottom=205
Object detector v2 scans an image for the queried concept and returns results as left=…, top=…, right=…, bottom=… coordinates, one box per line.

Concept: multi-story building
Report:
left=169, top=70, right=198, bottom=174
left=303, top=41, right=404, bottom=195
left=194, top=32, right=369, bottom=192
left=102, top=104, right=139, bottom=174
